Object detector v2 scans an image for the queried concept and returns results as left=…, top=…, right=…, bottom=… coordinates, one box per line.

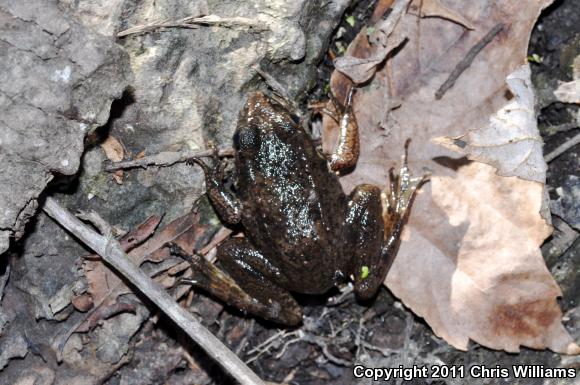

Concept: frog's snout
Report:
left=243, top=92, right=269, bottom=114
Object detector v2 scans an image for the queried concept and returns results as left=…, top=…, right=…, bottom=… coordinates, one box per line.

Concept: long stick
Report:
left=544, top=132, right=580, bottom=163
left=43, top=197, right=265, bottom=385
left=435, top=23, right=505, bottom=100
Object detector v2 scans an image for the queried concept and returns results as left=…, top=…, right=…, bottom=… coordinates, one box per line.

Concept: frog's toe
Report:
left=381, top=140, right=427, bottom=218
left=264, top=300, right=303, bottom=326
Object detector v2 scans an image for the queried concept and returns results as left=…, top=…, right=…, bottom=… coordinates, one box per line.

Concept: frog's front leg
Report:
left=347, top=144, right=425, bottom=299
left=189, top=148, right=242, bottom=224
left=168, top=239, right=303, bottom=325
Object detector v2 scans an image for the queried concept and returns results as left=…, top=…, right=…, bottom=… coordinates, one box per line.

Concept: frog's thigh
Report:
left=346, top=184, right=388, bottom=300
left=217, top=238, right=303, bottom=325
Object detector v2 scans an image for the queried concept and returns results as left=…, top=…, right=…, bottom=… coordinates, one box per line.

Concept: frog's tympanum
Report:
left=169, top=91, right=423, bottom=325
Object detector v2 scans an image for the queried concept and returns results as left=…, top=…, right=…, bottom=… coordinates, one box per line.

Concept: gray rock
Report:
left=0, top=0, right=131, bottom=254
left=0, top=333, right=28, bottom=370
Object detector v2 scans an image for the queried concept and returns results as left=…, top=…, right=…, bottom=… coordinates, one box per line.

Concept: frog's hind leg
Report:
left=168, top=239, right=302, bottom=325
left=349, top=142, right=426, bottom=300
left=346, top=184, right=387, bottom=300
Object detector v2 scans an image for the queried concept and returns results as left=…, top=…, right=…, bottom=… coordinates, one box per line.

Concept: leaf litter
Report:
left=322, top=0, right=579, bottom=354
left=57, top=208, right=222, bottom=360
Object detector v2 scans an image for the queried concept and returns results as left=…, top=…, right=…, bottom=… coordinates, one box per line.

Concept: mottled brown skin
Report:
left=173, top=92, right=420, bottom=325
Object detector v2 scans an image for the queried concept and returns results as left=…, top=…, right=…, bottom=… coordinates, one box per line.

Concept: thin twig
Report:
left=251, top=65, right=291, bottom=102
left=118, top=14, right=269, bottom=37
left=544, top=132, right=580, bottom=163
left=76, top=210, right=113, bottom=238
left=435, top=23, right=505, bottom=100
left=42, top=197, right=265, bottom=385
left=105, top=147, right=234, bottom=172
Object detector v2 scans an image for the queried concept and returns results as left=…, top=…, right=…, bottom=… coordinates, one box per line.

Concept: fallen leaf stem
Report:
left=117, top=14, right=269, bottom=37
left=435, top=23, right=505, bottom=100
left=42, top=197, right=266, bottom=385
left=252, top=64, right=290, bottom=101
left=105, top=147, right=234, bottom=172
left=544, top=132, right=580, bottom=163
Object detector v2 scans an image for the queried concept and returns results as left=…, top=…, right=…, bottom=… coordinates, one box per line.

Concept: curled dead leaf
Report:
left=100, top=136, right=125, bottom=184
left=409, top=0, right=475, bottom=30
left=334, top=0, right=410, bottom=84
left=334, top=29, right=406, bottom=84
left=434, top=65, right=547, bottom=183
left=71, top=293, right=94, bottom=312
left=389, top=162, right=578, bottom=354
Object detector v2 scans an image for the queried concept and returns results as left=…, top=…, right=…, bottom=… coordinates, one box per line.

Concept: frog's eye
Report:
left=234, top=125, right=260, bottom=150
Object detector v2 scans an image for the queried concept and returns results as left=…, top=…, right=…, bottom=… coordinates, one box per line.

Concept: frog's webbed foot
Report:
left=381, top=140, right=427, bottom=266
left=188, top=146, right=242, bottom=224
left=167, top=240, right=303, bottom=326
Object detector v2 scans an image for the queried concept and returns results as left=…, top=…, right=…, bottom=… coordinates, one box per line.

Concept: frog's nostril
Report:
left=246, top=92, right=270, bottom=112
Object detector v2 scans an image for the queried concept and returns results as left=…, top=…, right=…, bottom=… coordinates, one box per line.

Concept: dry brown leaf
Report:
left=71, top=293, right=94, bottom=312
left=83, top=215, right=162, bottom=306
left=390, top=162, right=577, bottom=353
left=409, top=0, right=475, bottom=30
left=334, top=29, right=406, bottom=84
left=83, top=211, right=202, bottom=306
left=100, top=136, right=124, bottom=184
left=434, top=65, right=547, bottom=183
left=334, top=0, right=410, bottom=84
left=324, top=0, right=579, bottom=353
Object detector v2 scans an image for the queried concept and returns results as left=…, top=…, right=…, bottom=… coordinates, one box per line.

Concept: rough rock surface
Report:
left=0, top=0, right=131, bottom=254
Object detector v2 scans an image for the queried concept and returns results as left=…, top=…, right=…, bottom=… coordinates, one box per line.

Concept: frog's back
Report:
left=234, top=93, right=351, bottom=293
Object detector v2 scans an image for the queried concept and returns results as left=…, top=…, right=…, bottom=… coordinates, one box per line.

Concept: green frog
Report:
left=168, top=91, right=423, bottom=325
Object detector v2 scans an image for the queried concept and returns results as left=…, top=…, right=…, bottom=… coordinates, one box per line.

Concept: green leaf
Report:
left=527, top=53, right=543, bottom=64
left=346, top=15, right=356, bottom=27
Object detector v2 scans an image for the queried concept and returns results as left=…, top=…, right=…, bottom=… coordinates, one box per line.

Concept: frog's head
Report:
left=234, top=92, right=296, bottom=152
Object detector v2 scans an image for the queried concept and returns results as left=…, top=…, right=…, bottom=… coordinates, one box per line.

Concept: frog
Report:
left=167, top=89, right=424, bottom=325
